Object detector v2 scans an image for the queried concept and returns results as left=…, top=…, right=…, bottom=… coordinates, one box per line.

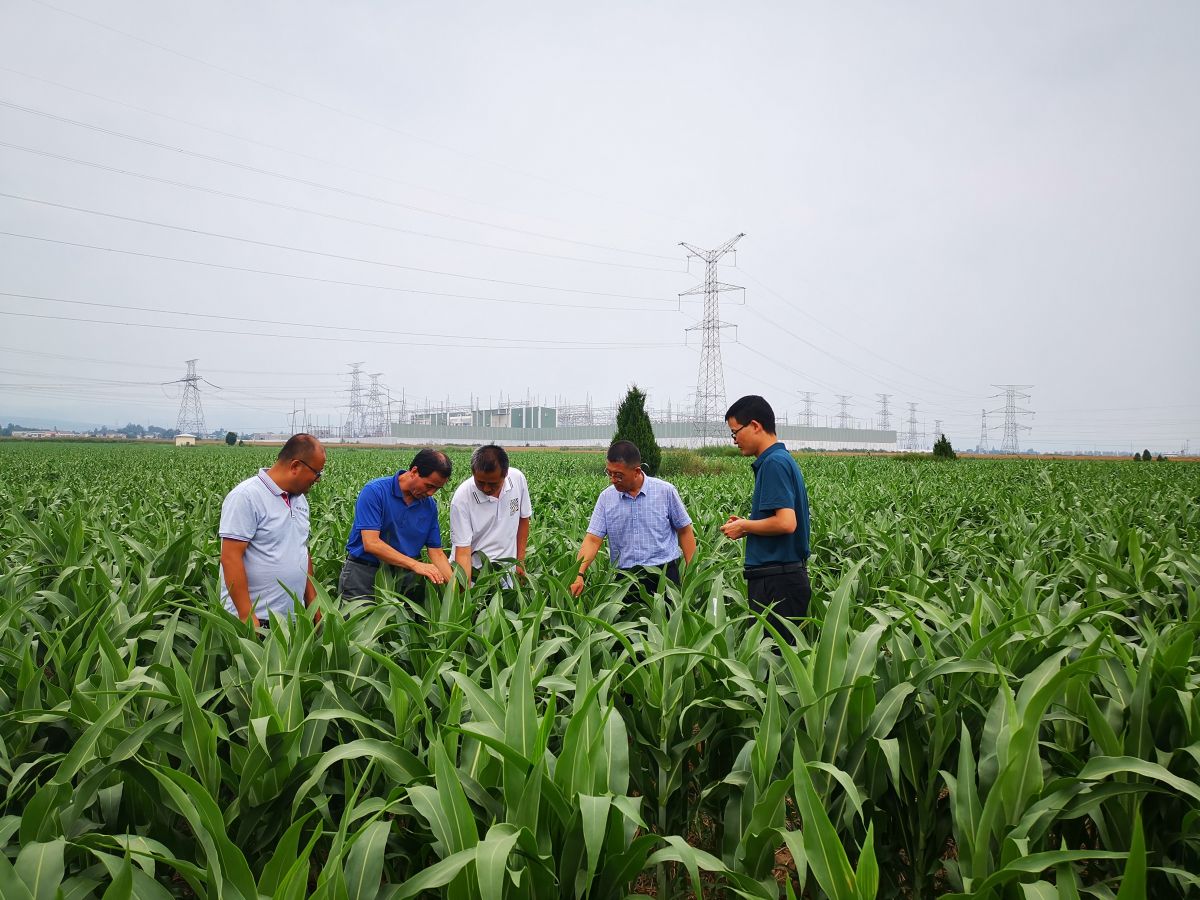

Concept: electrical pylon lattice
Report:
left=173, top=359, right=206, bottom=436
left=903, top=402, right=920, bottom=450
left=876, top=393, right=892, bottom=430
left=990, top=385, right=1034, bottom=453
left=978, top=409, right=989, bottom=453
left=367, top=373, right=389, bottom=437
left=680, top=233, right=745, bottom=445
left=836, top=394, right=852, bottom=429
left=800, top=392, right=816, bottom=427
left=345, top=363, right=366, bottom=438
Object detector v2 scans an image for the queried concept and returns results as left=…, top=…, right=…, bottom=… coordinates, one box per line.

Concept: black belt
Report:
left=346, top=554, right=380, bottom=568
left=744, top=562, right=807, bottom=579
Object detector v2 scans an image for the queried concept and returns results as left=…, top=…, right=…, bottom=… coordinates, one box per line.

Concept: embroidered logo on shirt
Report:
left=509, top=498, right=519, bottom=515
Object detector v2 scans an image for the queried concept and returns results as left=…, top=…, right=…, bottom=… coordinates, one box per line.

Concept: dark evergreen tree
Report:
left=1141, top=449, right=1152, bottom=462
left=932, top=433, right=957, bottom=460
left=613, top=384, right=661, bottom=475
left=225, top=431, right=237, bottom=446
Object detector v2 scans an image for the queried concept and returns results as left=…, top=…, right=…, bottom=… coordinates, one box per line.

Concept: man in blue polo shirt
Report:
left=721, top=395, right=811, bottom=642
left=570, top=440, right=695, bottom=597
left=339, top=448, right=455, bottom=601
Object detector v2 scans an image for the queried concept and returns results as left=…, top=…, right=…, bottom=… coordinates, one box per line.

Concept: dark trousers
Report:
left=338, top=557, right=423, bottom=601
left=745, top=562, right=811, bottom=644
left=627, top=558, right=681, bottom=595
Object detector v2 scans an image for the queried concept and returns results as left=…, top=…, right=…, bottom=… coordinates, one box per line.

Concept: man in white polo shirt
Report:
left=450, top=445, right=531, bottom=584
left=219, top=433, right=325, bottom=626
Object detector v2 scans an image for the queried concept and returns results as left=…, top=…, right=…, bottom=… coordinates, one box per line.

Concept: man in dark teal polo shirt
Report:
left=339, top=448, right=455, bottom=601
left=720, top=395, right=811, bottom=642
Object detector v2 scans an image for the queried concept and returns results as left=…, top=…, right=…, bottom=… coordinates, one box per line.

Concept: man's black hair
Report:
left=410, top=448, right=452, bottom=479
left=725, top=395, right=776, bottom=434
left=471, top=444, right=509, bottom=474
left=278, top=433, right=320, bottom=462
left=607, top=440, right=642, bottom=467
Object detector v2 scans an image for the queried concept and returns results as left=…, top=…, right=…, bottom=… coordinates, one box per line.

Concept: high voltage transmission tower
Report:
left=934, top=419, right=943, bottom=442
left=836, top=394, right=852, bottom=429
left=876, top=393, right=892, bottom=430
left=978, top=408, right=989, bottom=453
left=680, top=233, right=745, bottom=445
left=903, top=402, right=920, bottom=450
left=991, top=384, right=1034, bottom=453
left=800, top=392, right=816, bottom=427
left=367, top=373, right=390, bottom=437
left=170, top=359, right=206, bottom=436
left=345, top=362, right=366, bottom=438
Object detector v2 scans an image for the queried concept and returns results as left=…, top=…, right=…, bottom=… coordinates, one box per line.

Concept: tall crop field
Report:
left=1, top=442, right=1198, bottom=898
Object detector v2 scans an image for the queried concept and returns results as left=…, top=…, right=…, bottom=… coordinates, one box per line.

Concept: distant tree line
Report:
left=1133, top=449, right=1168, bottom=462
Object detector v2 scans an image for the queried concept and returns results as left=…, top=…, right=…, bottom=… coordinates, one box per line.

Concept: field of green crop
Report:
left=1, top=441, right=1198, bottom=899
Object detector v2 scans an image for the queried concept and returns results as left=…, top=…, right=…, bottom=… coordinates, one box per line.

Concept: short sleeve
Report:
left=354, top=483, right=386, bottom=532
left=667, top=485, right=692, bottom=530
left=219, top=487, right=259, bottom=542
left=757, top=458, right=795, bottom=512
left=449, top=492, right=473, bottom=549
left=586, top=495, right=608, bottom=538
left=426, top=500, right=443, bottom=548
left=518, top=472, right=532, bottom=518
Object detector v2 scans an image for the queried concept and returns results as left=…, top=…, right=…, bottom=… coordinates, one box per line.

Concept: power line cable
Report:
left=0, top=63, right=676, bottom=257
left=0, top=140, right=681, bottom=273
left=0, top=192, right=676, bottom=302
left=0, top=307, right=689, bottom=352
left=0, top=343, right=343, bottom=376
left=739, top=267, right=984, bottom=402
left=0, top=95, right=681, bottom=260
left=0, top=289, right=677, bottom=347
left=22, top=0, right=688, bottom=227
left=0, top=230, right=671, bottom=313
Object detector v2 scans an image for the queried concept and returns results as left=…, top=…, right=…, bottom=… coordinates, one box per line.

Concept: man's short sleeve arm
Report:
left=426, top=500, right=443, bottom=548
left=218, top=487, right=258, bottom=541
left=756, top=458, right=796, bottom=512
left=519, top=472, right=532, bottom=517
left=586, top=495, right=607, bottom=538
left=667, top=485, right=692, bottom=529
left=353, top=482, right=386, bottom=532
left=449, top=493, right=473, bottom=549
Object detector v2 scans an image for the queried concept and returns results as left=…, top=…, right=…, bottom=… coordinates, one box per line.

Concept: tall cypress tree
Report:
left=613, top=384, right=661, bottom=475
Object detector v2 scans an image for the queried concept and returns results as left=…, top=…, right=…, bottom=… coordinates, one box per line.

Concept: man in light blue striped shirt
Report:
left=570, top=441, right=696, bottom=596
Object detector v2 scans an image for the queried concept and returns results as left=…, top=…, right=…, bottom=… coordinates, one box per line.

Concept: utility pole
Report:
left=990, top=385, right=1034, bottom=454
left=171, top=359, right=206, bottom=436
left=876, top=393, right=892, bottom=431
left=680, top=233, right=745, bottom=445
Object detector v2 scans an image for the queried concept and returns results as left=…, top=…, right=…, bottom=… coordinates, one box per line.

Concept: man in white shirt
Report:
left=449, top=445, right=532, bottom=584
left=219, top=433, right=325, bottom=626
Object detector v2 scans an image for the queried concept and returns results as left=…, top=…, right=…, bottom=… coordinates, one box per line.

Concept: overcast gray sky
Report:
left=2, top=0, right=1197, bottom=452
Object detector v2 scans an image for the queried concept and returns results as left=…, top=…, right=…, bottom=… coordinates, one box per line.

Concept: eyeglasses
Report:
left=730, top=422, right=752, bottom=441
left=296, top=458, right=324, bottom=480
left=603, top=468, right=634, bottom=482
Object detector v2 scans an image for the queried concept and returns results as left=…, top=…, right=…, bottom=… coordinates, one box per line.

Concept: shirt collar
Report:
left=257, top=469, right=292, bottom=506
left=619, top=472, right=648, bottom=499
left=752, top=441, right=787, bottom=472
left=256, top=468, right=286, bottom=496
